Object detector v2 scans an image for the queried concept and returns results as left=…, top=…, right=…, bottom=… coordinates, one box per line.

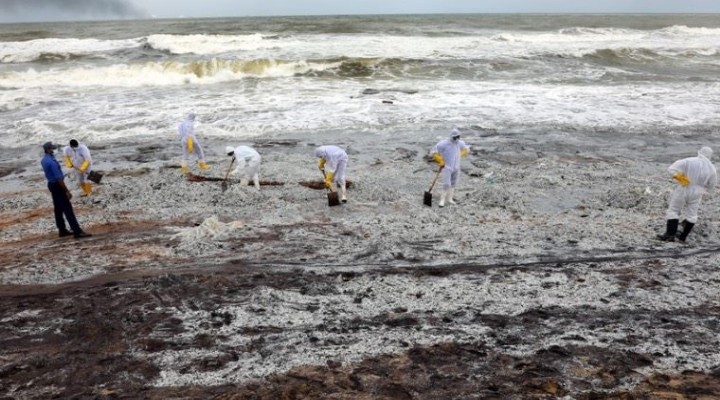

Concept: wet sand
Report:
left=1, top=128, right=720, bottom=398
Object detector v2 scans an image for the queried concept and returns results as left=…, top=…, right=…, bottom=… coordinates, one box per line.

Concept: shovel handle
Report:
left=321, top=169, right=334, bottom=193
left=223, top=157, right=235, bottom=182
left=428, top=168, right=442, bottom=192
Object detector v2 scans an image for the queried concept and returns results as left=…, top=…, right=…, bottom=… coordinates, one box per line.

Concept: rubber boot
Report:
left=656, top=219, right=679, bottom=241
left=240, top=178, right=249, bottom=187
left=253, top=178, right=260, bottom=190
left=198, top=161, right=210, bottom=171
left=447, top=188, right=456, bottom=205
left=677, top=222, right=694, bottom=243
left=81, top=182, right=92, bottom=197
left=439, top=190, right=446, bottom=208
left=180, top=164, right=189, bottom=175
left=340, top=183, right=347, bottom=203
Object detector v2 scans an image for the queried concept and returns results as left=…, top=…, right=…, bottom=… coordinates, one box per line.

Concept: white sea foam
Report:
left=146, top=33, right=266, bottom=55
left=3, top=24, right=718, bottom=65
left=0, top=37, right=141, bottom=63
left=1, top=20, right=719, bottom=148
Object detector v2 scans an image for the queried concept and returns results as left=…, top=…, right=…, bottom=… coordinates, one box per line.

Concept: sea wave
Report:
left=0, top=58, right=349, bottom=87
left=0, top=37, right=142, bottom=64
left=144, top=33, right=267, bottom=55
left=2, top=24, right=720, bottom=65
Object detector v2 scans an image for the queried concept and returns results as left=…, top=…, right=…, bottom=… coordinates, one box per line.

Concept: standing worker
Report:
left=657, top=146, right=717, bottom=242
left=63, top=139, right=93, bottom=197
left=225, top=145, right=262, bottom=190
left=41, top=142, right=92, bottom=239
left=315, top=145, right=348, bottom=203
left=178, top=113, right=209, bottom=174
left=431, top=128, right=470, bottom=207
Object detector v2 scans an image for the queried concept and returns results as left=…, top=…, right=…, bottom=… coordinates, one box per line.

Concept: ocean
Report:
left=0, top=14, right=719, bottom=148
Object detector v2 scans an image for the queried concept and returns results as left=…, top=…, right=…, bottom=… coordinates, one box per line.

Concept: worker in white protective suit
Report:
left=63, top=139, right=93, bottom=197
left=657, top=146, right=717, bottom=242
left=315, top=145, right=348, bottom=203
left=431, top=128, right=470, bottom=207
left=225, top=145, right=262, bottom=190
left=178, top=113, right=209, bottom=174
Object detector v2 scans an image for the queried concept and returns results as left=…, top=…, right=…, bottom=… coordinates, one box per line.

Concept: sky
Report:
left=1, top=0, right=720, bottom=23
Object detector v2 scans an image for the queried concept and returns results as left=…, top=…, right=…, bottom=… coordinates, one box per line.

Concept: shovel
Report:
left=321, top=169, right=341, bottom=207
left=221, top=157, right=235, bottom=192
left=423, top=167, right=443, bottom=207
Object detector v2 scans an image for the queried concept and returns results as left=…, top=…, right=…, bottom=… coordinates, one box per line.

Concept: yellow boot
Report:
left=81, top=182, right=92, bottom=197
left=181, top=164, right=189, bottom=175
left=198, top=161, right=210, bottom=171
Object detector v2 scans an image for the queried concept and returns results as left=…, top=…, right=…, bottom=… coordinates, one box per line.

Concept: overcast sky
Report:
left=1, top=0, right=720, bottom=23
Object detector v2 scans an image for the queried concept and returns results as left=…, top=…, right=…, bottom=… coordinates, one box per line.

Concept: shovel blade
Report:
left=221, top=181, right=229, bottom=192
left=423, top=191, right=432, bottom=207
left=327, top=191, right=341, bottom=207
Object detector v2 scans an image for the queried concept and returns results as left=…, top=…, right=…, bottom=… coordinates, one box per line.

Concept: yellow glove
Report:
left=187, top=136, right=194, bottom=153
left=318, top=158, right=326, bottom=170
left=325, top=171, right=334, bottom=188
left=79, top=160, right=90, bottom=173
left=673, top=172, right=690, bottom=187
left=432, top=153, right=445, bottom=168
left=461, top=148, right=469, bottom=157
left=65, top=156, right=73, bottom=168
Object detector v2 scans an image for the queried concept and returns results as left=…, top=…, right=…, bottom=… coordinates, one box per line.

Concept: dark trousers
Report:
left=48, top=182, right=81, bottom=234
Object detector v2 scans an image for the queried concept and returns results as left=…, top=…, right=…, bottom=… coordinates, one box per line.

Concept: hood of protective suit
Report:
left=449, top=128, right=461, bottom=140
left=698, top=146, right=713, bottom=160
left=314, top=148, right=326, bottom=158
left=226, top=146, right=235, bottom=155
left=186, top=113, right=196, bottom=121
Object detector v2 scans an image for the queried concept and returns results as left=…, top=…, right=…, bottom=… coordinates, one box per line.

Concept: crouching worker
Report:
left=315, top=145, right=348, bottom=203
left=41, top=142, right=92, bottom=239
left=431, top=128, right=469, bottom=207
left=178, top=113, right=209, bottom=174
left=225, top=145, right=262, bottom=189
left=657, top=146, right=717, bottom=243
left=63, top=139, right=93, bottom=196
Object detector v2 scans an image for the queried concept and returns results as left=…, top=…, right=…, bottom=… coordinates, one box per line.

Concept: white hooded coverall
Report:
left=314, top=145, right=348, bottom=186
left=433, top=129, right=469, bottom=190
left=63, top=143, right=92, bottom=186
left=227, top=145, right=262, bottom=188
left=666, top=147, right=717, bottom=224
left=178, top=114, right=206, bottom=165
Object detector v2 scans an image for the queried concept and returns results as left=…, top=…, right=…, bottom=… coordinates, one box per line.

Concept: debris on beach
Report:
left=172, top=216, right=243, bottom=242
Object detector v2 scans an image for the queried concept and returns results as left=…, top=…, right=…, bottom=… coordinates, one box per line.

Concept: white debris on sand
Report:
left=172, top=215, right=244, bottom=242
left=2, top=128, right=720, bottom=391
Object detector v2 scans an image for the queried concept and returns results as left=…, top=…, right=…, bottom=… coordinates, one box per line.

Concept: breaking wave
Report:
left=0, top=57, right=417, bottom=87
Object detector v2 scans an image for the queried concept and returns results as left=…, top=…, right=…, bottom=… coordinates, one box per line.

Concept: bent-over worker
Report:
left=225, top=145, right=262, bottom=190
left=657, top=146, right=717, bottom=242
left=315, top=145, right=348, bottom=203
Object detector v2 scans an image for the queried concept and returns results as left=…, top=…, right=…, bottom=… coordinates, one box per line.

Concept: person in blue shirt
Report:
left=41, top=142, right=91, bottom=239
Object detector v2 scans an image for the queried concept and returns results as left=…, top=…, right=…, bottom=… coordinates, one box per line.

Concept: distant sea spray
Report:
left=0, top=0, right=148, bottom=23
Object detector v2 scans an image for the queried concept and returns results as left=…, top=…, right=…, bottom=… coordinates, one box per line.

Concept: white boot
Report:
left=253, top=175, right=260, bottom=190
left=340, top=183, right=347, bottom=203
left=240, top=178, right=249, bottom=187
left=439, top=190, right=446, bottom=208
left=447, top=188, right=456, bottom=205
